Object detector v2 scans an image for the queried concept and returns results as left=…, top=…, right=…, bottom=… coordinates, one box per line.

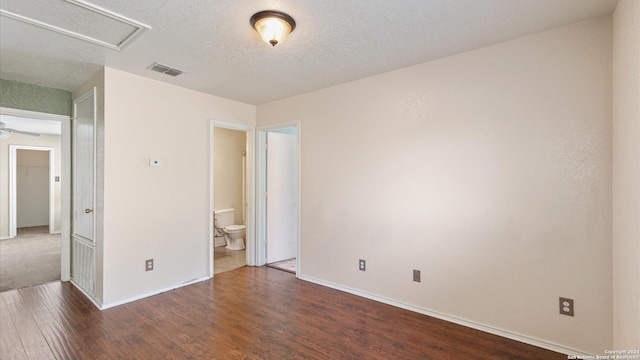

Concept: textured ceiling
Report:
left=0, top=0, right=618, bottom=105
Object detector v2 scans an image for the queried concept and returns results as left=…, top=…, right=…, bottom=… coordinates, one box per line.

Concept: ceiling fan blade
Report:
left=5, top=128, right=41, bottom=137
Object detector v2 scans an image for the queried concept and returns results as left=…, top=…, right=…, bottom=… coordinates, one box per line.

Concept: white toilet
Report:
left=214, top=209, right=246, bottom=250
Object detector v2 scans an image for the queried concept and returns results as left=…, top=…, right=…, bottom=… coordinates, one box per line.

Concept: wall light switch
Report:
left=149, top=159, right=162, bottom=167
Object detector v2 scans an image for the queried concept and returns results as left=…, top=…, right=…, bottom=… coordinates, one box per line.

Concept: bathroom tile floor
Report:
left=214, top=246, right=246, bottom=274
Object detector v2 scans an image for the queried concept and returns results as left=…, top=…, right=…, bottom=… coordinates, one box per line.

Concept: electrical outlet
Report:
left=559, top=297, right=574, bottom=316
left=413, top=269, right=421, bottom=282
left=146, top=259, right=154, bottom=271
left=359, top=259, right=366, bottom=271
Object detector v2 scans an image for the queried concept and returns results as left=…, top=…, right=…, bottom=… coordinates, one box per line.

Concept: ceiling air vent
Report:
left=148, top=63, right=184, bottom=77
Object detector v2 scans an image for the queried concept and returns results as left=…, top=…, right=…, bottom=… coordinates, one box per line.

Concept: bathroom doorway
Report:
left=210, top=121, right=255, bottom=276
left=257, top=123, right=299, bottom=275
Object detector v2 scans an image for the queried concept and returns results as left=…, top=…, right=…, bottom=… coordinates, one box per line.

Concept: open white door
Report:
left=71, top=88, right=96, bottom=296
left=265, top=129, right=298, bottom=264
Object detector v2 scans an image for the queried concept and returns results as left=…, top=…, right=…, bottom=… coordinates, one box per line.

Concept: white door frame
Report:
left=1, top=107, right=71, bottom=281
left=256, top=121, right=301, bottom=276
left=209, top=120, right=255, bottom=277
left=9, top=145, right=55, bottom=236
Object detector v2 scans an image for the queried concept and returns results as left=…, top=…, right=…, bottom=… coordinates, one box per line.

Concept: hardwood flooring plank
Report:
left=4, top=291, right=56, bottom=359
left=0, top=267, right=566, bottom=359
left=0, top=294, right=29, bottom=360
left=35, top=283, right=117, bottom=359
left=6, top=286, right=82, bottom=360
left=37, top=321, right=84, bottom=360
left=125, top=295, right=219, bottom=359
left=98, top=305, right=184, bottom=359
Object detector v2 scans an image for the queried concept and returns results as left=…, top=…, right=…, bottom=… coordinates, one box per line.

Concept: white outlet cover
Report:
left=149, top=159, right=162, bottom=167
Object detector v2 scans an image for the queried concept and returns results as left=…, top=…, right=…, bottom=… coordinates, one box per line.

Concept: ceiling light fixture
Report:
left=250, top=10, right=296, bottom=47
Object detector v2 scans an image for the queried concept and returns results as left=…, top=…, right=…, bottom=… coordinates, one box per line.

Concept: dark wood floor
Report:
left=1, top=266, right=565, bottom=359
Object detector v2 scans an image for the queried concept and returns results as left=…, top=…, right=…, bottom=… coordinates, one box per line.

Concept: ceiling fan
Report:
left=0, top=121, right=41, bottom=139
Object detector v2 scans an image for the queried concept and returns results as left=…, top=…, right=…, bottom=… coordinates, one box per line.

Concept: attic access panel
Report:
left=0, top=0, right=150, bottom=50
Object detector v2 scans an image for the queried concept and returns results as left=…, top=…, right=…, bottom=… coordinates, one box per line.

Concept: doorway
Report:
left=10, top=146, right=56, bottom=236
left=0, top=108, right=70, bottom=292
left=209, top=121, right=255, bottom=277
left=257, top=122, right=300, bottom=275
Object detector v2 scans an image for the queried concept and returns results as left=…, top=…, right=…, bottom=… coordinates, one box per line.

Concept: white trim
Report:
left=0, top=107, right=69, bottom=121
left=9, top=146, right=16, bottom=238
left=0, top=0, right=150, bottom=51
left=99, top=276, right=210, bottom=310
left=70, top=279, right=102, bottom=309
left=48, top=149, right=55, bottom=234
left=60, top=115, right=71, bottom=281
left=8, top=145, right=55, bottom=236
left=256, top=121, right=301, bottom=277
left=298, top=274, right=593, bottom=357
left=0, top=107, right=71, bottom=281
left=209, top=120, right=256, bottom=277
left=256, top=130, right=267, bottom=265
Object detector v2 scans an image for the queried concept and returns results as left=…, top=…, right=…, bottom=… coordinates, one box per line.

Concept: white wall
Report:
left=214, top=127, right=246, bottom=225
left=0, top=133, right=62, bottom=238
left=257, top=17, right=613, bottom=354
left=612, top=0, right=640, bottom=349
left=17, top=150, right=50, bottom=227
left=101, top=68, right=255, bottom=305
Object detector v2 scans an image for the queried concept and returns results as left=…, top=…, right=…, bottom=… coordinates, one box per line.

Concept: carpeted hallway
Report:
left=0, top=226, right=60, bottom=292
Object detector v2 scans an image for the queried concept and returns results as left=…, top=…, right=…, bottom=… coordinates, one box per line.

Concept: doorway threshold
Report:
left=266, top=258, right=296, bottom=274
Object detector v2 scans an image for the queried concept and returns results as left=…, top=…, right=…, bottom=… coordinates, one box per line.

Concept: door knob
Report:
left=84, top=208, right=93, bottom=214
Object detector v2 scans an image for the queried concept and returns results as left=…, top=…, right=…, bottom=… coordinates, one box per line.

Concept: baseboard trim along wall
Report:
left=298, top=274, right=593, bottom=357
left=70, top=279, right=103, bottom=310
left=99, top=275, right=211, bottom=310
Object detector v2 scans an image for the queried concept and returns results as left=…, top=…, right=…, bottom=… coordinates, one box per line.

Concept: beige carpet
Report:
left=0, top=226, right=61, bottom=292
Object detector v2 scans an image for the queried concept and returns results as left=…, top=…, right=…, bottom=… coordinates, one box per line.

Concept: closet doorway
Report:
left=257, top=122, right=300, bottom=275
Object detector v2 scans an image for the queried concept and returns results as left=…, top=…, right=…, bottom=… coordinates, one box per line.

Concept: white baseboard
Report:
left=99, top=275, right=211, bottom=310
left=298, top=274, right=592, bottom=357
left=0, top=236, right=12, bottom=240
left=70, top=280, right=103, bottom=310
